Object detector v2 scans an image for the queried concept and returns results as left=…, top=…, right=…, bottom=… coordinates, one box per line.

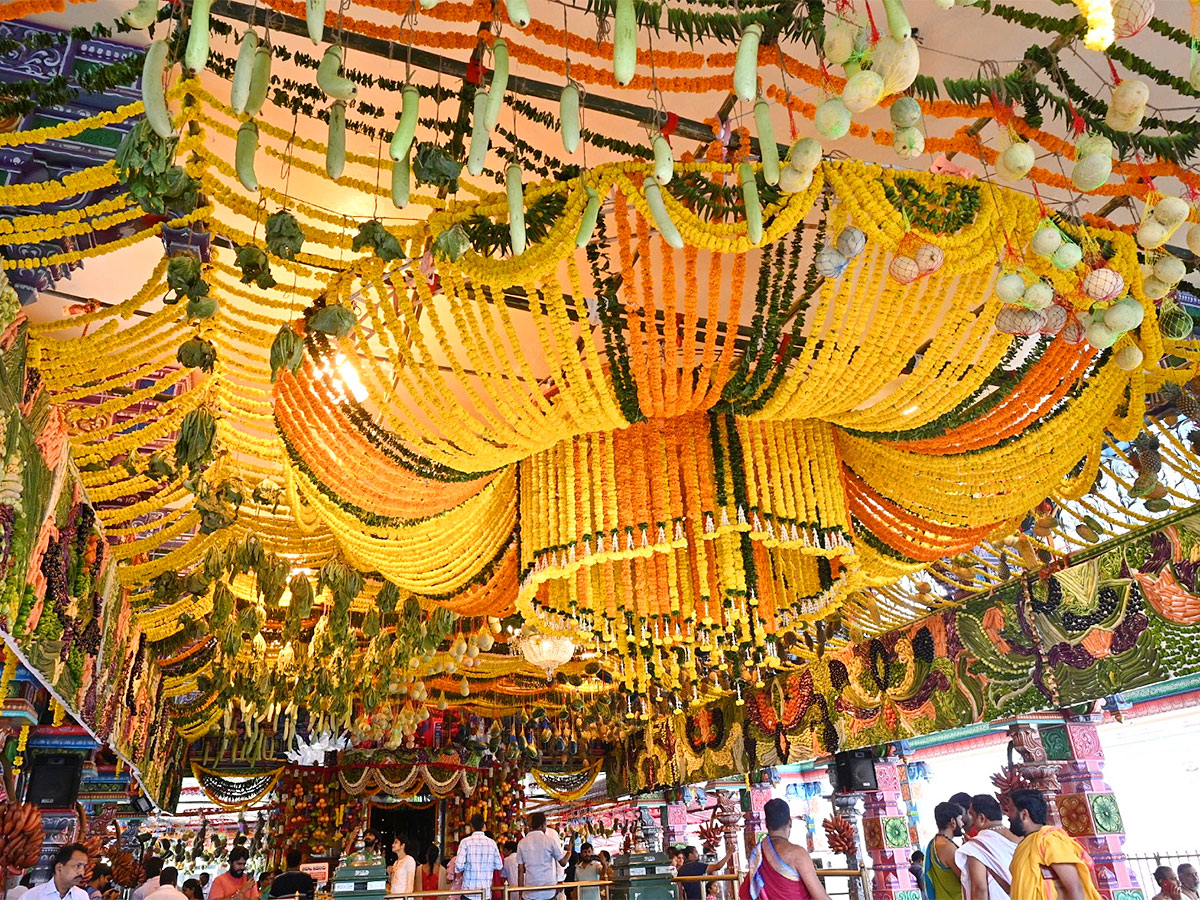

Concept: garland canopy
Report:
left=2, top=0, right=1200, bottom=792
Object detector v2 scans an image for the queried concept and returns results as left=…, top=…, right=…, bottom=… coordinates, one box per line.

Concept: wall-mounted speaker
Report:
left=831, top=749, right=877, bottom=793
left=27, top=753, right=82, bottom=808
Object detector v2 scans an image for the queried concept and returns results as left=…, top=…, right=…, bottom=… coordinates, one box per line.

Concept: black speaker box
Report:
left=27, top=753, right=82, bottom=808
left=832, top=749, right=877, bottom=792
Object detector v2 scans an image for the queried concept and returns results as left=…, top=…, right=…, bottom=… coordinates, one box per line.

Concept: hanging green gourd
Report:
left=507, top=163, right=527, bottom=255
left=317, top=46, right=357, bottom=101
left=560, top=83, right=580, bottom=154
left=122, top=0, right=157, bottom=29
left=576, top=185, right=600, bottom=248
left=507, top=0, right=530, bottom=27
left=392, top=149, right=411, bottom=209
left=613, top=0, right=636, bottom=86
left=652, top=133, right=673, bottom=185
left=740, top=163, right=762, bottom=245
left=753, top=98, right=779, bottom=186
left=306, top=0, right=325, bottom=44
left=231, top=29, right=258, bottom=114
left=881, top=0, right=911, bottom=41
left=236, top=121, right=259, bottom=191
left=390, top=84, right=420, bottom=162
left=184, top=0, right=213, bottom=72
left=467, top=89, right=491, bottom=176
left=644, top=180, right=683, bottom=249
left=734, top=23, right=762, bottom=104
left=484, top=39, right=509, bottom=130
left=141, top=39, right=175, bottom=139
left=244, top=40, right=272, bottom=117
left=327, top=100, right=346, bottom=179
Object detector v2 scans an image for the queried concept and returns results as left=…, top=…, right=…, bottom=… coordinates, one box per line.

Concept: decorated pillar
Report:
left=1040, top=713, right=1144, bottom=900
left=829, top=793, right=863, bottom=900
left=666, top=801, right=689, bottom=849
left=1008, top=722, right=1062, bottom=825
left=714, top=790, right=743, bottom=865
left=859, top=759, right=920, bottom=900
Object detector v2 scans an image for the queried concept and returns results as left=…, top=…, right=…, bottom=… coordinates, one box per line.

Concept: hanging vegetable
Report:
left=560, top=83, right=580, bottom=154
left=327, top=100, right=346, bottom=179
left=740, top=163, right=762, bottom=245
left=507, top=163, right=527, bottom=255
left=392, top=149, right=411, bottom=209
left=123, top=0, right=157, bottom=29
left=307, top=0, right=325, bottom=44
left=753, top=98, right=779, bottom=186
left=506, top=0, right=530, bottom=28
left=183, top=0, right=213, bottom=72
left=244, top=40, right=272, bottom=117
left=882, top=0, right=911, bottom=41
left=467, top=89, right=490, bottom=176
left=390, top=84, right=420, bottom=162
left=236, top=121, right=259, bottom=191
left=645, top=180, right=683, bottom=249
left=652, top=133, right=673, bottom=185
left=613, top=0, right=636, bottom=86
left=576, top=185, right=600, bottom=248
left=734, top=23, right=762, bottom=104
left=231, top=30, right=258, bottom=114
left=142, top=39, right=175, bottom=139
left=484, top=39, right=509, bottom=130
left=317, top=45, right=357, bottom=101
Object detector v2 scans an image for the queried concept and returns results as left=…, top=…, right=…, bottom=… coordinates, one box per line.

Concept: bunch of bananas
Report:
left=110, top=850, right=144, bottom=888
left=0, top=803, right=43, bottom=869
left=822, top=816, right=857, bottom=856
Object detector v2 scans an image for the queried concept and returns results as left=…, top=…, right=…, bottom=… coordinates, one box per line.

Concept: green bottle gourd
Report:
left=613, top=0, right=636, bottom=86
left=644, top=181, right=683, bottom=249
left=327, top=100, right=346, bottom=180
left=142, top=39, right=175, bottom=139
left=507, top=163, right=527, bottom=255
left=390, top=84, right=420, bottom=162
left=184, top=0, right=213, bottom=73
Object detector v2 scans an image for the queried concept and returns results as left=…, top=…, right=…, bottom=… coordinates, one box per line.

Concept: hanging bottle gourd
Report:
left=507, top=0, right=530, bottom=27
left=507, top=163, right=527, bottom=255
left=236, top=121, right=259, bottom=191
left=390, top=84, right=420, bottom=161
left=122, top=0, right=157, bottom=29
left=734, top=23, right=762, bottom=104
left=645, top=180, right=683, bottom=249
left=243, top=40, right=272, bottom=116
left=560, top=83, right=580, bottom=154
left=484, top=39, right=509, bottom=130
left=613, top=0, right=636, bottom=86
left=753, top=98, right=779, bottom=186
left=231, top=30, right=258, bottom=113
left=652, top=133, right=673, bottom=185
left=184, top=0, right=213, bottom=72
left=317, top=46, right=357, bottom=101
left=327, top=100, right=346, bottom=179
left=740, top=163, right=762, bottom=245
left=467, top=89, right=491, bottom=176
left=307, top=0, right=325, bottom=44
left=881, top=0, right=911, bottom=40
left=392, top=150, right=410, bottom=209
left=141, top=39, right=175, bottom=139
left=576, top=185, right=600, bottom=248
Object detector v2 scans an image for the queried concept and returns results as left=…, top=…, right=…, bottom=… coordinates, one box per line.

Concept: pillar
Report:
left=666, top=802, right=689, bottom=849
left=1040, top=714, right=1144, bottom=900
left=830, top=794, right=863, bottom=900
left=1008, top=722, right=1062, bottom=826
left=860, top=759, right=921, bottom=900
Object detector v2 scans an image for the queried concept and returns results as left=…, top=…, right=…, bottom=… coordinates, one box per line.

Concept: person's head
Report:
left=1009, top=789, right=1049, bottom=837
left=91, top=863, right=113, bottom=889
left=967, top=794, right=1004, bottom=830
left=949, top=793, right=972, bottom=814
left=160, top=868, right=179, bottom=889
left=529, top=812, right=547, bottom=832
left=934, top=802, right=964, bottom=835
left=393, top=834, right=408, bottom=857
left=504, top=841, right=518, bottom=856
left=284, top=850, right=303, bottom=871
left=144, top=858, right=163, bottom=880
left=470, top=814, right=486, bottom=833
left=1179, top=864, right=1198, bottom=891
left=256, top=873, right=272, bottom=890
left=599, top=851, right=611, bottom=864
left=53, top=844, right=89, bottom=891
left=683, top=847, right=699, bottom=863
left=763, top=797, right=791, bottom=836
left=670, top=849, right=683, bottom=868
left=182, top=879, right=203, bottom=900
left=229, top=848, right=250, bottom=877
left=580, top=843, right=593, bottom=862
left=363, top=831, right=379, bottom=850
left=198, top=874, right=210, bottom=888
left=910, top=851, right=924, bottom=866
left=1156, top=866, right=1180, bottom=888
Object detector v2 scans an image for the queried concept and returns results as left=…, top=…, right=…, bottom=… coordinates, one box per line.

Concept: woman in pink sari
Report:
left=739, top=800, right=831, bottom=900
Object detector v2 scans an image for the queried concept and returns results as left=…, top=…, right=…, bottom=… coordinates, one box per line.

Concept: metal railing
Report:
left=1125, top=853, right=1199, bottom=895
left=382, top=889, right=490, bottom=900
left=503, top=881, right=614, bottom=900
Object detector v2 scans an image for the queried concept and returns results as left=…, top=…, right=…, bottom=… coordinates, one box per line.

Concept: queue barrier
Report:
left=503, top=880, right=614, bottom=900
left=381, top=890, right=491, bottom=900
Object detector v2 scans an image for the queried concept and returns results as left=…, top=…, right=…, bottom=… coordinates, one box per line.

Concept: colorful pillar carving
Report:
left=860, top=759, right=920, bottom=900
left=1040, top=714, right=1144, bottom=900
left=1008, top=722, right=1063, bottom=825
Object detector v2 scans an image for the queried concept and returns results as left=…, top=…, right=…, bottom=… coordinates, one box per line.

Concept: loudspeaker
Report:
left=27, top=753, right=82, bottom=808
left=832, top=749, right=877, bottom=793
left=129, top=795, right=153, bottom=815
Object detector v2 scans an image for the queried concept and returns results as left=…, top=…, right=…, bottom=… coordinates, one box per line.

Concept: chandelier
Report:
left=514, top=630, right=577, bottom=678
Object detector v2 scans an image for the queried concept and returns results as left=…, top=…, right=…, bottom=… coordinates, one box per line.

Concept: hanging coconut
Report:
left=842, top=70, right=885, bottom=113
left=889, top=255, right=921, bottom=284
left=1077, top=133, right=1115, bottom=158
left=823, top=18, right=859, bottom=66
left=1030, top=226, right=1062, bottom=257
left=1023, top=281, right=1055, bottom=310
left=1141, top=276, right=1172, bottom=300
left=996, top=306, right=1044, bottom=335
left=995, top=272, right=1027, bottom=304
left=1114, top=343, right=1144, bottom=370
left=914, top=243, right=944, bottom=275
left=835, top=226, right=867, bottom=258
left=1103, top=297, right=1145, bottom=332
left=1062, top=315, right=1087, bottom=344
left=1082, top=267, right=1125, bottom=302
left=1085, top=320, right=1118, bottom=349
left=1153, top=255, right=1187, bottom=285
left=1137, top=218, right=1170, bottom=250
left=815, top=247, right=849, bottom=279
left=1187, top=222, right=1200, bottom=257
left=998, top=142, right=1035, bottom=181
left=1072, top=153, right=1112, bottom=192
left=1110, top=79, right=1150, bottom=115
left=787, top=136, right=823, bottom=172
left=890, top=96, right=921, bottom=129
left=1113, top=0, right=1154, bottom=37
left=871, top=35, right=920, bottom=94
left=893, top=126, right=925, bottom=159
left=1152, top=196, right=1190, bottom=227
left=815, top=98, right=852, bottom=139
left=1040, top=304, right=1069, bottom=335
left=1051, top=241, right=1083, bottom=269
left=779, top=166, right=813, bottom=193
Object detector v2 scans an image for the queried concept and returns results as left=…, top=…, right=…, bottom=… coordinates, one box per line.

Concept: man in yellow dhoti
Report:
left=1007, top=790, right=1101, bottom=900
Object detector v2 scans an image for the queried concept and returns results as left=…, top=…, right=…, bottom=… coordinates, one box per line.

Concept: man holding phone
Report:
left=209, top=850, right=258, bottom=900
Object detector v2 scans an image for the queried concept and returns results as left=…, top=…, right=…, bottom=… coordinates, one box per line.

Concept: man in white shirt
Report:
left=454, top=815, right=503, bottom=900
left=25, top=844, right=90, bottom=900
left=502, top=841, right=520, bottom=889
left=517, top=814, right=569, bottom=900
left=145, top=868, right=188, bottom=900
left=953, top=795, right=1018, bottom=900
left=133, top=858, right=163, bottom=900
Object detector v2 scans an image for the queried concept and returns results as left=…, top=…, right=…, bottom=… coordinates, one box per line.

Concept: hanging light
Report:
left=514, top=630, right=576, bottom=678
